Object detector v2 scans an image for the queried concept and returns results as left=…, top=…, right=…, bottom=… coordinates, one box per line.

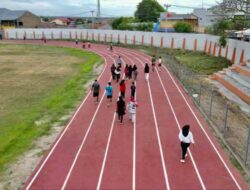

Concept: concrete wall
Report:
left=3, top=28, right=250, bottom=65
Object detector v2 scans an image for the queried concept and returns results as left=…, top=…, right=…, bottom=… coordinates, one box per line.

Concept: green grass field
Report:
left=0, top=44, right=102, bottom=174
left=170, top=49, right=231, bottom=75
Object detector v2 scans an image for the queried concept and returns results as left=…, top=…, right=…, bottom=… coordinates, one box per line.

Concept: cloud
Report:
left=0, top=0, right=219, bottom=17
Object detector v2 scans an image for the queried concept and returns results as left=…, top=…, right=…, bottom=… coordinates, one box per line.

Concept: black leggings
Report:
left=181, top=142, right=190, bottom=159
left=118, top=113, right=124, bottom=123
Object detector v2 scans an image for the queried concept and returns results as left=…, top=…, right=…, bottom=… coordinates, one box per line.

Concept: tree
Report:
left=174, top=22, right=193, bottom=33
left=213, top=0, right=250, bottom=15
left=134, top=0, right=164, bottom=22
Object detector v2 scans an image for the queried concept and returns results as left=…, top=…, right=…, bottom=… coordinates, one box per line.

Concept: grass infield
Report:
left=0, top=44, right=102, bottom=174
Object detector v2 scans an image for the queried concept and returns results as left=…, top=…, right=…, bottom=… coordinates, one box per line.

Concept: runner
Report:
left=132, top=65, right=138, bottom=81
left=119, top=80, right=126, bottom=98
left=130, top=81, right=136, bottom=98
left=105, top=82, right=113, bottom=106
left=88, top=42, right=91, bottom=48
left=127, top=96, right=138, bottom=123
left=91, top=79, right=100, bottom=103
left=82, top=41, right=86, bottom=49
left=144, top=63, right=150, bottom=81
left=116, top=56, right=122, bottom=67
left=158, top=56, right=162, bottom=71
left=124, top=64, right=129, bottom=80
left=115, top=67, right=121, bottom=83
left=111, top=64, right=116, bottom=80
left=75, top=39, right=78, bottom=45
left=128, top=65, right=133, bottom=80
left=178, top=125, right=195, bottom=163
left=110, top=43, right=113, bottom=51
left=151, top=55, right=156, bottom=72
left=117, top=96, right=126, bottom=124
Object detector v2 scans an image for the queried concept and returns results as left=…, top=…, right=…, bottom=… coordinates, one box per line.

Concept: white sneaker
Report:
left=185, top=154, right=188, bottom=158
left=180, top=159, right=185, bottom=163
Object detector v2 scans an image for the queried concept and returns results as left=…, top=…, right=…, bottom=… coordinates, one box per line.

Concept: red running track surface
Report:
left=4, top=40, right=248, bottom=190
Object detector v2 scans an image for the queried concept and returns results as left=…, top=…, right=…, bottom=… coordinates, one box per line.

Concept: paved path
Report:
left=6, top=40, right=248, bottom=190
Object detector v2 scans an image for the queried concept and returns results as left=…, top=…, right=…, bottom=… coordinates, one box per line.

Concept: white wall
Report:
left=4, top=28, right=250, bottom=65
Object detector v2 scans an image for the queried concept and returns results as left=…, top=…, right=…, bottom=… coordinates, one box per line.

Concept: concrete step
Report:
left=213, top=73, right=250, bottom=105
left=226, top=69, right=250, bottom=89
left=231, top=65, right=250, bottom=78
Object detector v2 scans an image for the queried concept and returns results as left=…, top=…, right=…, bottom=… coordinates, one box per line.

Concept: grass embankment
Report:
left=0, top=44, right=102, bottom=174
left=167, top=49, right=231, bottom=75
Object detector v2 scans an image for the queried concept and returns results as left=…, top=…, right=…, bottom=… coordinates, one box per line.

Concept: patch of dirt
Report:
left=0, top=124, right=63, bottom=190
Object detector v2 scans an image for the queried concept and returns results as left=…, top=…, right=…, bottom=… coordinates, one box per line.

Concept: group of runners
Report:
left=91, top=47, right=194, bottom=163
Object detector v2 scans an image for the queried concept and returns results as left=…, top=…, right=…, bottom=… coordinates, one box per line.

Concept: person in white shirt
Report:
left=158, top=56, right=162, bottom=71
left=127, top=96, right=138, bottom=123
left=178, top=125, right=195, bottom=163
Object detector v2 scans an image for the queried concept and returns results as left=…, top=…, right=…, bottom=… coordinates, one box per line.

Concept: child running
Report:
left=91, top=79, right=100, bottom=103
left=117, top=96, right=126, bottom=124
left=132, top=65, right=138, bottom=81
left=116, top=56, right=122, bottom=67
left=127, top=96, right=138, bottom=123
left=179, top=125, right=195, bottom=163
left=105, top=82, right=113, bottom=106
left=119, top=80, right=126, bottom=98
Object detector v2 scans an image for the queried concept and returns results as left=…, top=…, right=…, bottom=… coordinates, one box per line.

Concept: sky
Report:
left=0, top=0, right=220, bottom=17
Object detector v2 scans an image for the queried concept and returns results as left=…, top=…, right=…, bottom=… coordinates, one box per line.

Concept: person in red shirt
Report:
left=119, top=80, right=126, bottom=98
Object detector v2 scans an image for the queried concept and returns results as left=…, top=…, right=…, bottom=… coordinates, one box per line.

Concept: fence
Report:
left=160, top=49, right=250, bottom=169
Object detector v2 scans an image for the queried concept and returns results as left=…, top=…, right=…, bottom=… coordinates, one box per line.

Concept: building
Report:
left=50, top=18, right=70, bottom=26
left=0, top=8, right=42, bottom=28
left=159, top=12, right=198, bottom=32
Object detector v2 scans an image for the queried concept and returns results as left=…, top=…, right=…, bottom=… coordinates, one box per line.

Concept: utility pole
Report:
left=202, top=0, right=204, bottom=9
left=91, top=10, right=95, bottom=29
left=97, top=0, right=101, bottom=18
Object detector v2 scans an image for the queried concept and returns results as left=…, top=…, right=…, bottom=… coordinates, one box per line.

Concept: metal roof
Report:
left=0, top=8, right=27, bottom=21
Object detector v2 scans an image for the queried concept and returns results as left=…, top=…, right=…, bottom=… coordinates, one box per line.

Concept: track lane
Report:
left=126, top=48, right=248, bottom=190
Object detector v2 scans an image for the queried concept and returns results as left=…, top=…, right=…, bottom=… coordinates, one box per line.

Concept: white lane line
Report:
left=96, top=112, right=116, bottom=190
left=155, top=69, right=206, bottom=190
left=120, top=49, right=205, bottom=189
left=124, top=48, right=242, bottom=190
left=118, top=52, right=170, bottom=190
left=25, top=53, right=108, bottom=190
left=61, top=83, right=109, bottom=190
left=162, top=65, right=242, bottom=190
left=132, top=86, right=137, bottom=190
left=89, top=50, right=127, bottom=190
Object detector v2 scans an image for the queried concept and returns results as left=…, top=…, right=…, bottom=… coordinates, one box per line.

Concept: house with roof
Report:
left=50, top=18, right=71, bottom=26
left=0, top=8, right=42, bottom=29
left=159, top=12, right=199, bottom=32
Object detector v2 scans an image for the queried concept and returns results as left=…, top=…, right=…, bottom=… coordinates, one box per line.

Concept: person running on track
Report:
left=115, top=67, right=121, bottom=83
left=91, top=79, right=100, bottom=103
left=144, top=63, right=150, bottom=81
left=82, top=41, right=86, bottom=48
left=88, top=42, right=91, bottom=48
left=120, top=80, right=126, bottom=98
left=75, top=39, right=78, bottom=45
left=151, top=55, right=156, bottom=72
left=117, top=96, right=126, bottom=124
left=127, top=96, right=138, bottom=123
left=132, top=64, right=138, bottom=81
left=105, top=82, right=113, bottom=106
left=110, top=43, right=113, bottom=51
left=124, top=64, right=129, bottom=80
left=111, top=64, right=116, bottom=80
left=128, top=65, right=133, bottom=80
left=179, top=125, right=195, bottom=163
left=116, top=56, right=122, bottom=67
left=130, top=81, right=136, bottom=98
left=158, top=56, right=162, bottom=71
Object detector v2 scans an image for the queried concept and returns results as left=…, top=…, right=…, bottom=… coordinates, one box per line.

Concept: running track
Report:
left=4, top=40, right=249, bottom=190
